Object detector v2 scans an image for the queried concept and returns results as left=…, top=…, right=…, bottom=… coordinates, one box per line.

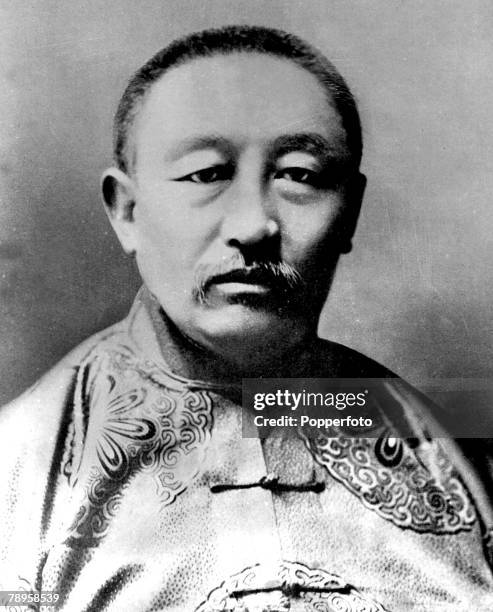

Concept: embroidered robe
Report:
left=1, top=289, right=492, bottom=611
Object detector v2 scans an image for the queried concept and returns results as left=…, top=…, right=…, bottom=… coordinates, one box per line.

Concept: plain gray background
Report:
left=1, top=0, right=492, bottom=405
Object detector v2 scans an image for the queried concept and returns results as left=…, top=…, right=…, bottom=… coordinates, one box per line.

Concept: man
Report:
left=0, top=25, right=492, bottom=611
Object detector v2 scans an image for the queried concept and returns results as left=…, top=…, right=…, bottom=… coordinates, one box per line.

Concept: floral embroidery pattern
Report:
left=63, top=338, right=214, bottom=544
left=302, top=432, right=476, bottom=534
left=195, top=561, right=387, bottom=611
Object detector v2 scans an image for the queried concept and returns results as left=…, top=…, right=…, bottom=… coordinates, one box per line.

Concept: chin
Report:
left=191, top=304, right=307, bottom=351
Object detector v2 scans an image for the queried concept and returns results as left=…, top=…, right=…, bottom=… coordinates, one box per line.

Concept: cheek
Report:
left=280, top=200, right=344, bottom=264
left=134, top=195, right=209, bottom=268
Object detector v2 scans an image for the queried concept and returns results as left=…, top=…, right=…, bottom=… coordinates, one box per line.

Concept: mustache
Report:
left=192, top=254, right=305, bottom=304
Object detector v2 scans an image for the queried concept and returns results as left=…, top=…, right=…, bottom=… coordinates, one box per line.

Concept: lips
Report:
left=205, top=267, right=279, bottom=291
left=193, top=260, right=304, bottom=307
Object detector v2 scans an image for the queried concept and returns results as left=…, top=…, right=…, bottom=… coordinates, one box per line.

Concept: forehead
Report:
left=134, top=53, right=348, bottom=163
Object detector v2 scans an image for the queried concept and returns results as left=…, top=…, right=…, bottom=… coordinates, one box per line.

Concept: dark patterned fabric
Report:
left=303, top=434, right=476, bottom=534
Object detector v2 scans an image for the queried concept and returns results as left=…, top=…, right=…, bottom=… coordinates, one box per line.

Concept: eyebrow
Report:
left=270, top=133, right=350, bottom=162
left=163, top=132, right=350, bottom=164
left=164, top=135, right=234, bottom=161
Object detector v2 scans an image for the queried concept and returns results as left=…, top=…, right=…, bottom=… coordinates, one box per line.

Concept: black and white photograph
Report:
left=1, top=1, right=492, bottom=610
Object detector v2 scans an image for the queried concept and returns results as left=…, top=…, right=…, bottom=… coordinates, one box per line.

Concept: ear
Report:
left=339, top=172, right=366, bottom=254
left=101, top=167, right=138, bottom=255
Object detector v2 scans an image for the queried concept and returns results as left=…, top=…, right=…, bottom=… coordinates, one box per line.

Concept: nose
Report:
left=219, top=164, right=279, bottom=253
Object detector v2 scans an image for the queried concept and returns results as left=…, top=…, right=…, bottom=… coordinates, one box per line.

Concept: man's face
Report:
left=107, top=53, right=363, bottom=358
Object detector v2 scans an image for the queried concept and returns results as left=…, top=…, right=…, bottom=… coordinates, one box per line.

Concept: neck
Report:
left=142, top=288, right=319, bottom=382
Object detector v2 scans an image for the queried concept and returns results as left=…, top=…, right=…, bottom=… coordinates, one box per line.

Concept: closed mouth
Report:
left=206, top=267, right=278, bottom=291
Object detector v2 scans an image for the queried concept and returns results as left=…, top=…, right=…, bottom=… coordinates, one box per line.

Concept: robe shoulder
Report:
left=0, top=321, right=125, bottom=448
left=314, top=337, right=397, bottom=378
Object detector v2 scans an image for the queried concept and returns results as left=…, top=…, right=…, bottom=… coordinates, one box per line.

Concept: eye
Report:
left=274, top=167, right=322, bottom=188
left=175, top=164, right=234, bottom=184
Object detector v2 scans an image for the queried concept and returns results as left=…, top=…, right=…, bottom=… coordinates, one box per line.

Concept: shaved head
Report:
left=113, top=25, right=362, bottom=175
